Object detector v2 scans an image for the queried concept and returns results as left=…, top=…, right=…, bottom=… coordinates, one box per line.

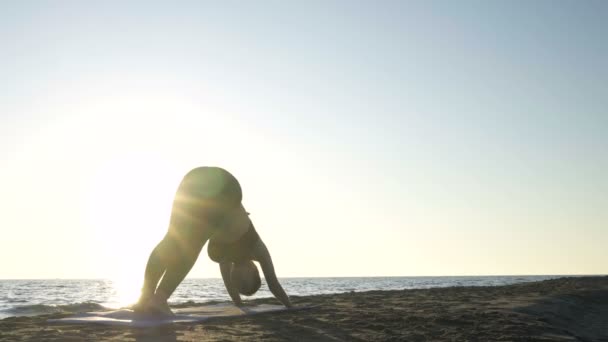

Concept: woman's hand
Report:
left=252, top=240, right=292, bottom=309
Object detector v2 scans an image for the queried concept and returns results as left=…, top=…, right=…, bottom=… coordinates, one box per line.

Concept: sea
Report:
left=0, top=276, right=566, bottom=319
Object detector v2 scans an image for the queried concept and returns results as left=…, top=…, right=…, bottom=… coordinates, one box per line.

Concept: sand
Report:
left=1, top=276, right=606, bottom=341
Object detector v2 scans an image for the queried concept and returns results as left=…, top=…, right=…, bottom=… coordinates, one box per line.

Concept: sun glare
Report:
left=109, top=274, right=143, bottom=308
left=84, top=152, right=180, bottom=282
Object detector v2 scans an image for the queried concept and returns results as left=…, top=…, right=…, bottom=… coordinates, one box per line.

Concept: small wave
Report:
left=3, top=302, right=109, bottom=316
left=7, top=299, right=28, bottom=303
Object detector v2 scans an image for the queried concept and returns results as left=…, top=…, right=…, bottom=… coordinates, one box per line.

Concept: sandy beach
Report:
left=1, top=276, right=606, bottom=341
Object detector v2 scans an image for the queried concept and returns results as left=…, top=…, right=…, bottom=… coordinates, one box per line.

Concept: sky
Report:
left=0, top=1, right=606, bottom=281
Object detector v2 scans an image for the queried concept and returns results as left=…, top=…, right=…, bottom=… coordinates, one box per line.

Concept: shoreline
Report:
left=1, top=276, right=607, bottom=341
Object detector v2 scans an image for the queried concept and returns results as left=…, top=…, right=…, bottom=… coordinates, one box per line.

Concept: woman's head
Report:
left=231, top=260, right=261, bottom=296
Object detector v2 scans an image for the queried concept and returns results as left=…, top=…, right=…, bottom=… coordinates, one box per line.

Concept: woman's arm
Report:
left=252, top=239, right=292, bottom=308
left=220, top=262, right=243, bottom=306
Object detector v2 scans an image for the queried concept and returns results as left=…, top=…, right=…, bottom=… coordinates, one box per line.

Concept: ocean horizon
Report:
left=0, top=275, right=593, bottom=319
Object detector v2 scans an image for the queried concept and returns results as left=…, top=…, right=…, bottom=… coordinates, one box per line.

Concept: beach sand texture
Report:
left=1, top=276, right=606, bottom=341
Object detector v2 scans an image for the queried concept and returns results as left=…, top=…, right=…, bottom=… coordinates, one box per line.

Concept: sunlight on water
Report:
left=108, top=277, right=141, bottom=308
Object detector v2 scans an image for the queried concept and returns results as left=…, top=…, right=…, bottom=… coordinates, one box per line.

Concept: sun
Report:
left=108, top=273, right=146, bottom=308
left=84, top=151, right=181, bottom=301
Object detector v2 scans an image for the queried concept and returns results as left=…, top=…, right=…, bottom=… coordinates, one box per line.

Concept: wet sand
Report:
left=1, top=276, right=606, bottom=341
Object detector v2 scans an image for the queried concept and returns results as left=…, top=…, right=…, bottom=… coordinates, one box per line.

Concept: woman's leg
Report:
left=135, top=232, right=182, bottom=309
left=136, top=222, right=213, bottom=313
left=140, top=237, right=169, bottom=299
left=136, top=194, right=205, bottom=307
left=154, top=228, right=212, bottom=299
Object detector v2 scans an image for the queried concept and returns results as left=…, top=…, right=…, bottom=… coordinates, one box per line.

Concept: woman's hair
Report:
left=231, top=260, right=261, bottom=296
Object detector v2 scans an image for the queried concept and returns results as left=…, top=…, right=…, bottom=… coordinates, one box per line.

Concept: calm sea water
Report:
left=0, top=276, right=564, bottom=319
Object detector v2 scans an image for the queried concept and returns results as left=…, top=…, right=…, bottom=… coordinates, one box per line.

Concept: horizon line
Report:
left=1, top=274, right=606, bottom=281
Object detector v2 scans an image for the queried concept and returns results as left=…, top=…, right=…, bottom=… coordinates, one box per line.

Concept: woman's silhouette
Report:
left=134, top=167, right=291, bottom=314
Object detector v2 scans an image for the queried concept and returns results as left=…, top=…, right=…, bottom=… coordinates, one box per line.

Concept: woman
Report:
left=134, top=167, right=291, bottom=314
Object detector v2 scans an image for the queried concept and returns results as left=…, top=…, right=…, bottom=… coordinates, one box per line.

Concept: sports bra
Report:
left=207, top=223, right=260, bottom=263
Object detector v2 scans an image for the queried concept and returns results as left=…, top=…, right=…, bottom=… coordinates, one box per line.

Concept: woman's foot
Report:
left=133, top=294, right=174, bottom=316
left=130, top=289, right=154, bottom=311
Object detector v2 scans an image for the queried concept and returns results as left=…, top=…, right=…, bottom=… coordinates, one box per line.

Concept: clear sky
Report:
left=1, top=1, right=606, bottom=281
